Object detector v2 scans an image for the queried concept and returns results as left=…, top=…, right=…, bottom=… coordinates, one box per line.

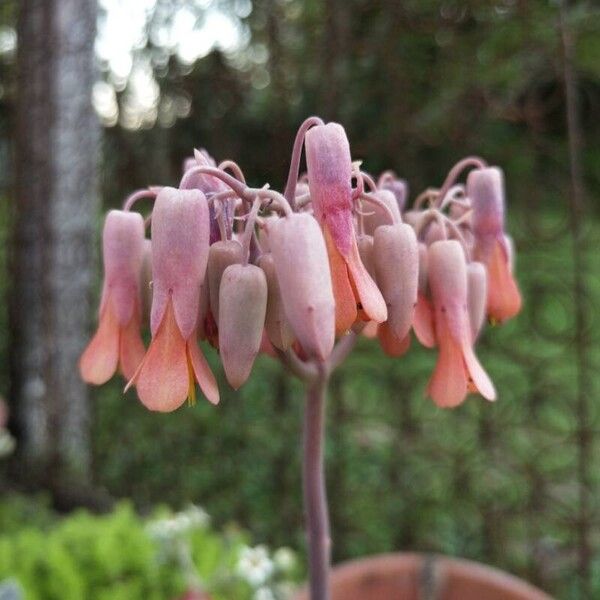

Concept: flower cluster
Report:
left=80, top=117, right=521, bottom=410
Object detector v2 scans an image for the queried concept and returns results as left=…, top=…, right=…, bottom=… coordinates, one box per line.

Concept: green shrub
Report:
left=0, top=498, right=300, bottom=600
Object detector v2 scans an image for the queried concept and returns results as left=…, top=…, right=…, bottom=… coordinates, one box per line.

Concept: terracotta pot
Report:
left=293, top=553, right=553, bottom=600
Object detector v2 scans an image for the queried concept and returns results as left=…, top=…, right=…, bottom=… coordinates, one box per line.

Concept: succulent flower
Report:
left=79, top=121, right=520, bottom=412
left=305, top=122, right=387, bottom=333
left=79, top=209, right=146, bottom=384
left=467, top=166, right=522, bottom=323
left=126, top=187, right=219, bottom=412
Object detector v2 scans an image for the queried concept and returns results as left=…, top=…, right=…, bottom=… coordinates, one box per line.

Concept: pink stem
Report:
left=122, top=188, right=157, bottom=212
left=435, top=156, right=487, bottom=209
left=283, top=116, right=324, bottom=209
left=303, top=365, right=331, bottom=600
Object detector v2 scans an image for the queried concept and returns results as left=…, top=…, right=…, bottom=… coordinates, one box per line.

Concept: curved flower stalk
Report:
left=305, top=122, right=387, bottom=334
left=127, top=187, right=219, bottom=412
left=79, top=210, right=146, bottom=384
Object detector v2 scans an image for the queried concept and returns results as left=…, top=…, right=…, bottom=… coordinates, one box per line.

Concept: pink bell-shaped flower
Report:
left=467, top=167, right=521, bottom=323
left=305, top=122, right=387, bottom=334
left=127, top=187, right=219, bottom=412
left=267, top=213, right=335, bottom=360
left=426, top=240, right=496, bottom=408
left=218, top=263, right=268, bottom=389
left=80, top=210, right=146, bottom=384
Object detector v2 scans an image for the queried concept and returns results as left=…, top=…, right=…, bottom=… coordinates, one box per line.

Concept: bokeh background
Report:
left=0, top=1, right=599, bottom=598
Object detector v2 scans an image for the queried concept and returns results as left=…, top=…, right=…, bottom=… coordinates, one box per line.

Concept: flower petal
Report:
left=487, top=239, right=522, bottom=323
left=133, top=300, right=189, bottom=412
left=187, top=338, right=220, bottom=405
left=119, top=309, right=146, bottom=381
left=378, top=321, right=410, bottom=357
left=323, top=223, right=357, bottom=334
left=79, top=301, right=120, bottom=385
left=426, top=323, right=468, bottom=408
left=413, top=294, right=436, bottom=348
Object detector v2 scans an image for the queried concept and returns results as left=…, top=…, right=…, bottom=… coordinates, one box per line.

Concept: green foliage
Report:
left=0, top=498, right=300, bottom=600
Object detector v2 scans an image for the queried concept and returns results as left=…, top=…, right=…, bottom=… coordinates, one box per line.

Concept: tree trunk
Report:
left=11, top=0, right=99, bottom=493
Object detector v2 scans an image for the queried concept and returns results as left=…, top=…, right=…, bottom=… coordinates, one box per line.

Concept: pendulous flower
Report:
left=467, top=167, right=522, bottom=323
left=127, top=187, right=219, bottom=411
left=79, top=210, right=146, bottom=384
left=426, top=240, right=496, bottom=408
left=305, top=122, right=387, bottom=334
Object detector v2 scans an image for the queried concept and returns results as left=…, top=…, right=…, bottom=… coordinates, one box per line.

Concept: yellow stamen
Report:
left=186, top=348, right=197, bottom=406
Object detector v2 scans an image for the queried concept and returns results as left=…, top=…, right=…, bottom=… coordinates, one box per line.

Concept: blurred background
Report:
left=0, top=0, right=599, bottom=598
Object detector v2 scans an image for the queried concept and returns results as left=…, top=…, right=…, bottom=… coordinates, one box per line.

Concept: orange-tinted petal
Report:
left=119, top=310, right=146, bottom=381
left=487, top=239, right=521, bottom=322
left=187, top=337, right=220, bottom=405
left=361, top=320, right=379, bottom=339
left=346, top=235, right=387, bottom=324
left=462, top=341, right=496, bottom=401
left=79, top=301, right=120, bottom=385
left=413, top=294, right=436, bottom=348
left=132, top=300, right=189, bottom=412
left=378, top=321, right=410, bottom=357
left=323, top=223, right=357, bottom=334
left=426, top=316, right=468, bottom=408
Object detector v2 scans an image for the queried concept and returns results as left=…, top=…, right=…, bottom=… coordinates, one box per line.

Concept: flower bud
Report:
left=150, top=187, right=210, bottom=339
left=381, top=178, right=408, bottom=212
left=467, top=261, right=487, bottom=342
left=219, top=264, right=267, bottom=389
left=258, top=253, right=294, bottom=351
left=363, top=190, right=401, bottom=236
left=207, top=239, right=244, bottom=323
left=268, top=213, right=335, bottom=360
left=356, top=234, right=376, bottom=279
left=373, top=223, right=419, bottom=341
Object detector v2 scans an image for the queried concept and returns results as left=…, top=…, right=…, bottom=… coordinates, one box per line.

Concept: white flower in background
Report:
left=253, top=587, right=275, bottom=600
left=147, top=505, right=210, bottom=541
left=236, top=545, right=274, bottom=587
left=273, top=547, right=296, bottom=572
left=185, top=504, right=210, bottom=528
left=0, top=430, right=15, bottom=459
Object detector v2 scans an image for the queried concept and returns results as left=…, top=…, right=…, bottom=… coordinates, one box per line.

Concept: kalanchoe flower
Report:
left=305, top=122, right=387, bottom=333
left=267, top=213, right=335, bottom=360
left=79, top=210, right=146, bottom=384
left=207, top=239, right=244, bottom=325
left=413, top=242, right=435, bottom=348
left=362, top=190, right=402, bottom=236
left=373, top=223, right=419, bottom=343
left=426, top=240, right=496, bottom=407
left=258, top=253, right=295, bottom=351
left=467, top=261, right=488, bottom=342
left=378, top=173, right=409, bottom=213
left=467, top=167, right=522, bottom=323
left=127, top=187, right=219, bottom=411
left=219, top=263, right=268, bottom=389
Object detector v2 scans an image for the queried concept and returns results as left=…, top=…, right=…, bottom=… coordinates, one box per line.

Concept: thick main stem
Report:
left=303, top=366, right=331, bottom=600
